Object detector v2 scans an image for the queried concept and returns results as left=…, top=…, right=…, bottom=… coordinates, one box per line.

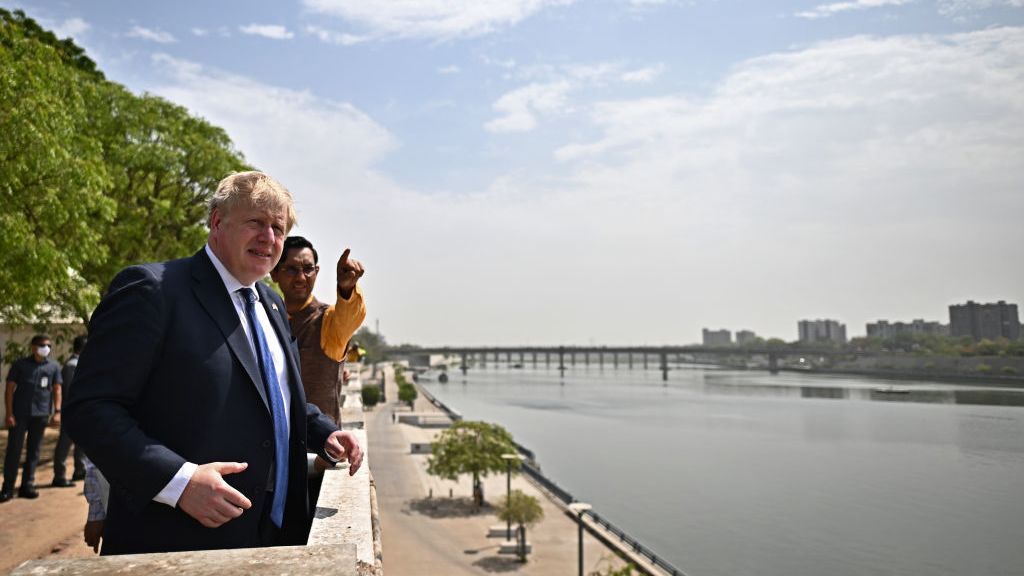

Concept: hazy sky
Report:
left=8, top=0, right=1024, bottom=345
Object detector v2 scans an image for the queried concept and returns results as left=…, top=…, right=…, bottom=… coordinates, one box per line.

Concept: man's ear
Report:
left=209, top=208, right=222, bottom=230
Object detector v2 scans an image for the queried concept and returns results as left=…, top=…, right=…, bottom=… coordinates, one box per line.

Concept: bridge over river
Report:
left=386, top=345, right=859, bottom=380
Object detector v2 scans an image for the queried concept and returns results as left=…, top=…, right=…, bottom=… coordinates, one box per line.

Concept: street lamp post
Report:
left=568, top=502, right=592, bottom=576
left=500, top=453, right=521, bottom=539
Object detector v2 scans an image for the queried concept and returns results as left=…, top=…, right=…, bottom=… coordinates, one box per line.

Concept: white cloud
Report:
left=938, top=0, right=1024, bottom=19
left=53, top=17, right=89, bottom=39
left=305, top=25, right=367, bottom=45
left=126, top=25, right=177, bottom=44
left=796, top=0, right=912, bottom=19
left=486, top=61, right=665, bottom=132
left=437, top=64, right=461, bottom=74
left=620, top=64, right=666, bottom=83
left=239, top=24, right=295, bottom=40
left=301, top=0, right=575, bottom=41
left=485, top=81, right=572, bottom=133
left=191, top=28, right=209, bottom=37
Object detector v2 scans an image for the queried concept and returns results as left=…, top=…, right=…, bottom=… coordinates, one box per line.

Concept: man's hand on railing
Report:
left=324, top=431, right=364, bottom=475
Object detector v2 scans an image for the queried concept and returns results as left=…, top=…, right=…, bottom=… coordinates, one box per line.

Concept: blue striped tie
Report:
left=239, top=287, right=289, bottom=528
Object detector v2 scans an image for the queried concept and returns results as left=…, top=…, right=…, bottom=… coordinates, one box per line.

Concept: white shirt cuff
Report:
left=153, top=462, right=198, bottom=507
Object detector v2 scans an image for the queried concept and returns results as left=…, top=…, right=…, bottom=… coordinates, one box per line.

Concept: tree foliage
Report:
left=496, top=489, right=544, bottom=562
left=398, top=382, right=418, bottom=407
left=496, top=489, right=543, bottom=528
left=361, top=385, right=380, bottom=407
left=0, top=11, right=113, bottom=322
left=0, top=9, right=249, bottom=323
left=427, top=420, right=518, bottom=502
left=353, top=326, right=387, bottom=363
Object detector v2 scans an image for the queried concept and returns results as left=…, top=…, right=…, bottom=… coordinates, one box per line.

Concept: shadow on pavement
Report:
left=407, top=496, right=494, bottom=518
left=472, top=555, right=525, bottom=573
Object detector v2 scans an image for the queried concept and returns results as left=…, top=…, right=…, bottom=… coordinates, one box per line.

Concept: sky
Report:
left=6, top=0, right=1024, bottom=345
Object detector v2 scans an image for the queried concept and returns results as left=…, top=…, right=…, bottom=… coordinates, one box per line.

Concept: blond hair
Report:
left=208, top=171, right=298, bottom=231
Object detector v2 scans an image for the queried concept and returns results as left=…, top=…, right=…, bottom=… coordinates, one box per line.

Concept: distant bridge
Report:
left=384, top=345, right=856, bottom=380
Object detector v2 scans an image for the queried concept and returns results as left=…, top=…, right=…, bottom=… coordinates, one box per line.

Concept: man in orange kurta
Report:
left=270, top=236, right=366, bottom=425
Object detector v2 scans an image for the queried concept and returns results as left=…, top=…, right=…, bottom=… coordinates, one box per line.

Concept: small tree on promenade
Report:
left=427, top=420, right=517, bottom=507
left=496, top=490, right=543, bottom=562
left=361, top=385, right=380, bottom=408
left=398, top=383, right=418, bottom=408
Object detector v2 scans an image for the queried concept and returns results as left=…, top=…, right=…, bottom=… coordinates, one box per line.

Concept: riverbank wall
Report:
left=820, top=354, right=1024, bottom=386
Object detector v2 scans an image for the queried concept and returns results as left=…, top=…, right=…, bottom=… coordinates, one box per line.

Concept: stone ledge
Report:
left=11, top=544, right=357, bottom=576
left=308, top=429, right=374, bottom=570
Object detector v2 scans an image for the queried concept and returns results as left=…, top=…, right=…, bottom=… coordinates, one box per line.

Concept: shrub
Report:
left=975, top=363, right=992, bottom=373
left=1001, top=366, right=1018, bottom=375
left=361, top=385, right=380, bottom=407
left=398, top=382, right=417, bottom=407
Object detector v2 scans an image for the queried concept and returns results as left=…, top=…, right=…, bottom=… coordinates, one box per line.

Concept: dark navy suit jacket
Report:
left=66, top=248, right=337, bottom=554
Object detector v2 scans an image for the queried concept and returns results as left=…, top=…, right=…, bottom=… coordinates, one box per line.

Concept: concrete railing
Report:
left=13, top=377, right=380, bottom=575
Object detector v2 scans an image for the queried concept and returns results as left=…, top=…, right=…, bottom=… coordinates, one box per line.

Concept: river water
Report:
left=420, top=365, right=1024, bottom=576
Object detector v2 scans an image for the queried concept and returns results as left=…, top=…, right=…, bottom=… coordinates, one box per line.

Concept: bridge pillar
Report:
left=660, top=352, right=669, bottom=381
left=519, top=351, right=524, bottom=365
left=768, top=352, right=779, bottom=374
left=628, top=353, right=632, bottom=369
left=643, top=353, right=648, bottom=369
left=613, top=352, right=618, bottom=369
left=532, top=352, right=537, bottom=367
left=461, top=352, right=468, bottom=375
left=507, top=351, right=512, bottom=364
left=571, top=352, right=575, bottom=366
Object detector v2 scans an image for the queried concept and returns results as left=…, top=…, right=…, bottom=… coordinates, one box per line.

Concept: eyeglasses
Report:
left=280, top=265, right=319, bottom=278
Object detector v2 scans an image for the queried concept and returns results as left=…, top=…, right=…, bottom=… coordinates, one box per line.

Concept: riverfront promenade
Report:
left=368, top=365, right=633, bottom=575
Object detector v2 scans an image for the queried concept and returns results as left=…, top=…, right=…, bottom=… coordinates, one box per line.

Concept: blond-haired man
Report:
left=66, top=171, right=362, bottom=554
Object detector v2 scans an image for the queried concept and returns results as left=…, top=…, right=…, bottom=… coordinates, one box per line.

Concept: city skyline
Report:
left=6, top=0, right=1023, bottom=345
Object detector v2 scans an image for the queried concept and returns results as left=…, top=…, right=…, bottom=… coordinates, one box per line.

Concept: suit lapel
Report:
left=190, top=249, right=271, bottom=414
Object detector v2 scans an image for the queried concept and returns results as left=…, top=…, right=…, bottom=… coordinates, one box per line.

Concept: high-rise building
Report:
left=949, top=301, right=1020, bottom=341
left=702, top=328, right=732, bottom=346
left=798, top=319, right=847, bottom=344
left=866, top=319, right=949, bottom=339
left=735, top=330, right=758, bottom=345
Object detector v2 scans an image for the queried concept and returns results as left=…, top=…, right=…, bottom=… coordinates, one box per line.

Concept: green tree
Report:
left=495, top=490, right=543, bottom=562
left=361, top=385, right=380, bottom=408
left=0, top=9, right=249, bottom=323
left=0, top=14, right=114, bottom=322
left=398, top=383, right=417, bottom=408
left=72, top=85, right=248, bottom=319
left=353, top=326, right=387, bottom=364
left=427, top=420, right=517, bottom=507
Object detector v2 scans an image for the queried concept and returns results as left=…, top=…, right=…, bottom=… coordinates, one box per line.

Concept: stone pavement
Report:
left=0, top=427, right=95, bottom=574
left=366, top=365, right=629, bottom=575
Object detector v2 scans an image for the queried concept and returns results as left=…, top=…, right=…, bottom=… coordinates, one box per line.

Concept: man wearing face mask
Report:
left=2, top=334, right=63, bottom=501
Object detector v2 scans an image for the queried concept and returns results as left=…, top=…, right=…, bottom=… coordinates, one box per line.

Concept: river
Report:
left=419, top=364, right=1024, bottom=576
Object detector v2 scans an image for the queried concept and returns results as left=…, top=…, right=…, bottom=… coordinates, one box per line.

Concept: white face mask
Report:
left=36, top=345, right=51, bottom=358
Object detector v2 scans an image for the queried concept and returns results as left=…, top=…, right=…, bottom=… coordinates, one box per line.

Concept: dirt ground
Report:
left=0, top=426, right=96, bottom=573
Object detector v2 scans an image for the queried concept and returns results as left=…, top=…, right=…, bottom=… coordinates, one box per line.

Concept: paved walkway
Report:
left=367, top=365, right=629, bottom=575
left=0, top=428, right=96, bottom=573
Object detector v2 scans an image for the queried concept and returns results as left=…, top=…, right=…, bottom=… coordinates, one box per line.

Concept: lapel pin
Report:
left=272, top=303, right=278, bottom=311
